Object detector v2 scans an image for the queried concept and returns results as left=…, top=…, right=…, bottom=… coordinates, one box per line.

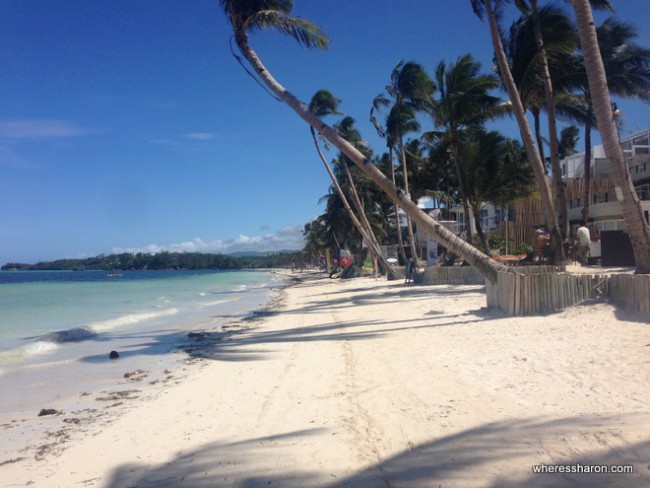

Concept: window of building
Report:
left=594, top=192, right=608, bottom=203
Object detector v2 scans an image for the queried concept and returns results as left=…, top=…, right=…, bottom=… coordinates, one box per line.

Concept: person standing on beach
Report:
left=533, top=228, right=550, bottom=262
left=575, top=220, right=591, bottom=265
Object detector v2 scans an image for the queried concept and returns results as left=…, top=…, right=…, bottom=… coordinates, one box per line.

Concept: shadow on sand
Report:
left=76, top=276, right=495, bottom=365
left=103, top=415, right=650, bottom=487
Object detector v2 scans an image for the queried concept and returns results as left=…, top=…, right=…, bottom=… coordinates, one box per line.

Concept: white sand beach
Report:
left=2, top=271, right=649, bottom=487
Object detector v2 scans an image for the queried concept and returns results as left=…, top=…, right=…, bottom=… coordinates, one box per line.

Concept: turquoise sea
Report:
left=0, top=269, right=285, bottom=418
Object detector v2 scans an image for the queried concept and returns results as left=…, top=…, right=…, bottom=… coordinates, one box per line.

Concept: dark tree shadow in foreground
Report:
left=104, top=415, right=650, bottom=488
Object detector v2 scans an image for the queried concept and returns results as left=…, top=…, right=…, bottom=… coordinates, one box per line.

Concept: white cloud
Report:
left=0, top=119, right=92, bottom=139
left=112, top=226, right=305, bottom=255
left=183, top=132, right=217, bottom=140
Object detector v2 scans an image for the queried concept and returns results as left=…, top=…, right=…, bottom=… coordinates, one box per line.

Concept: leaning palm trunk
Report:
left=571, top=0, right=650, bottom=272
left=482, top=0, right=566, bottom=264
left=310, top=128, right=393, bottom=275
left=232, top=30, right=507, bottom=283
left=531, top=0, right=569, bottom=240
left=341, top=165, right=402, bottom=278
left=342, top=163, right=381, bottom=257
left=398, top=142, right=420, bottom=261
left=389, top=147, right=409, bottom=265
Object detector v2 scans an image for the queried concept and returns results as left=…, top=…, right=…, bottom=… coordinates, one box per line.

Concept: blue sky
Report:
left=2, top=1, right=649, bottom=264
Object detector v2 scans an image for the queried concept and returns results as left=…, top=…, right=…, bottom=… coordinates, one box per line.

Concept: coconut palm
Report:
left=370, top=99, right=412, bottom=264
left=558, top=125, right=580, bottom=159
left=319, top=187, right=360, bottom=253
left=303, top=217, right=330, bottom=264
left=432, top=54, right=505, bottom=245
left=570, top=0, right=650, bottom=272
left=567, top=17, right=650, bottom=221
left=371, top=61, right=434, bottom=262
left=471, top=0, right=568, bottom=264
left=308, top=91, right=391, bottom=274
left=332, top=117, right=377, bottom=239
left=222, top=0, right=508, bottom=282
left=462, top=128, right=535, bottom=252
left=556, top=15, right=650, bottom=222
left=417, top=132, right=461, bottom=213
left=333, top=116, right=401, bottom=276
left=505, top=3, right=578, bottom=239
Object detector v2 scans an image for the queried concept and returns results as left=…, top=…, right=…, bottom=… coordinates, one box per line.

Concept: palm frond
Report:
left=248, top=11, right=329, bottom=49
left=586, top=0, right=614, bottom=12
left=372, top=94, right=391, bottom=111
left=309, top=90, right=342, bottom=116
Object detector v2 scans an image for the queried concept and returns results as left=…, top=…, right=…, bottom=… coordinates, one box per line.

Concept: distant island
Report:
left=1, top=251, right=304, bottom=271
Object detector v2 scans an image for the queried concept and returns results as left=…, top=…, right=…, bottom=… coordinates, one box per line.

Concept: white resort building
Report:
left=405, top=127, right=650, bottom=266
left=562, top=127, right=650, bottom=233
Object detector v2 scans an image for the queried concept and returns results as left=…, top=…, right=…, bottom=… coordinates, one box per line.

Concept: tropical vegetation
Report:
left=1, top=251, right=305, bottom=271
left=220, top=0, right=650, bottom=277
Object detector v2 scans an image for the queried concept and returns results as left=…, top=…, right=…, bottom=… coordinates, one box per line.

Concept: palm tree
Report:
left=471, top=0, right=568, bottom=264
left=417, top=132, right=461, bottom=215
left=371, top=61, right=434, bottom=262
left=334, top=116, right=401, bottom=276
left=370, top=98, right=410, bottom=265
left=506, top=3, right=578, bottom=239
left=222, top=0, right=508, bottom=282
left=577, top=17, right=650, bottom=222
left=432, top=53, right=504, bottom=246
left=308, top=91, right=391, bottom=274
left=303, top=217, right=330, bottom=264
left=570, top=0, right=650, bottom=272
left=319, top=187, right=360, bottom=254
left=333, top=117, right=380, bottom=245
left=462, top=128, right=535, bottom=252
left=558, top=125, right=580, bottom=159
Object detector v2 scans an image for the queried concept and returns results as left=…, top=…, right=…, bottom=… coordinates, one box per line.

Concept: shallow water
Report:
left=0, top=269, right=285, bottom=417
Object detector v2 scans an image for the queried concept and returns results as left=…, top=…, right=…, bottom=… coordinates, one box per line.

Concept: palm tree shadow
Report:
left=103, top=415, right=649, bottom=487
left=75, top=280, right=497, bottom=365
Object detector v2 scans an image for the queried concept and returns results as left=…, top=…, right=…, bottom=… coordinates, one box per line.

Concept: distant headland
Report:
left=1, top=251, right=303, bottom=271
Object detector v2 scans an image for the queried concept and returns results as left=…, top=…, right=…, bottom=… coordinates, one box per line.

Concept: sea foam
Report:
left=89, top=307, right=179, bottom=332
left=23, top=340, right=59, bottom=356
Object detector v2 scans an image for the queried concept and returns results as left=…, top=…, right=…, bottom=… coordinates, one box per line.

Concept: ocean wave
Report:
left=90, top=308, right=179, bottom=332
left=42, top=326, right=98, bottom=343
left=25, top=340, right=60, bottom=354
left=0, top=340, right=59, bottom=365
left=198, top=298, right=232, bottom=309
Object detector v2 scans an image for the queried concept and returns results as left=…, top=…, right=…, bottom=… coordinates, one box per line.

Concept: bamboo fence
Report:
left=608, top=274, right=650, bottom=315
left=409, top=259, right=649, bottom=317
left=417, top=266, right=486, bottom=285
left=486, top=270, right=609, bottom=315
left=495, top=178, right=614, bottom=251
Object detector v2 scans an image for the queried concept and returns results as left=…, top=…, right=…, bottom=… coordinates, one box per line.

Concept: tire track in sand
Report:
left=328, top=293, right=392, bottom=488
left=254, top=341, right=299, bottom=430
